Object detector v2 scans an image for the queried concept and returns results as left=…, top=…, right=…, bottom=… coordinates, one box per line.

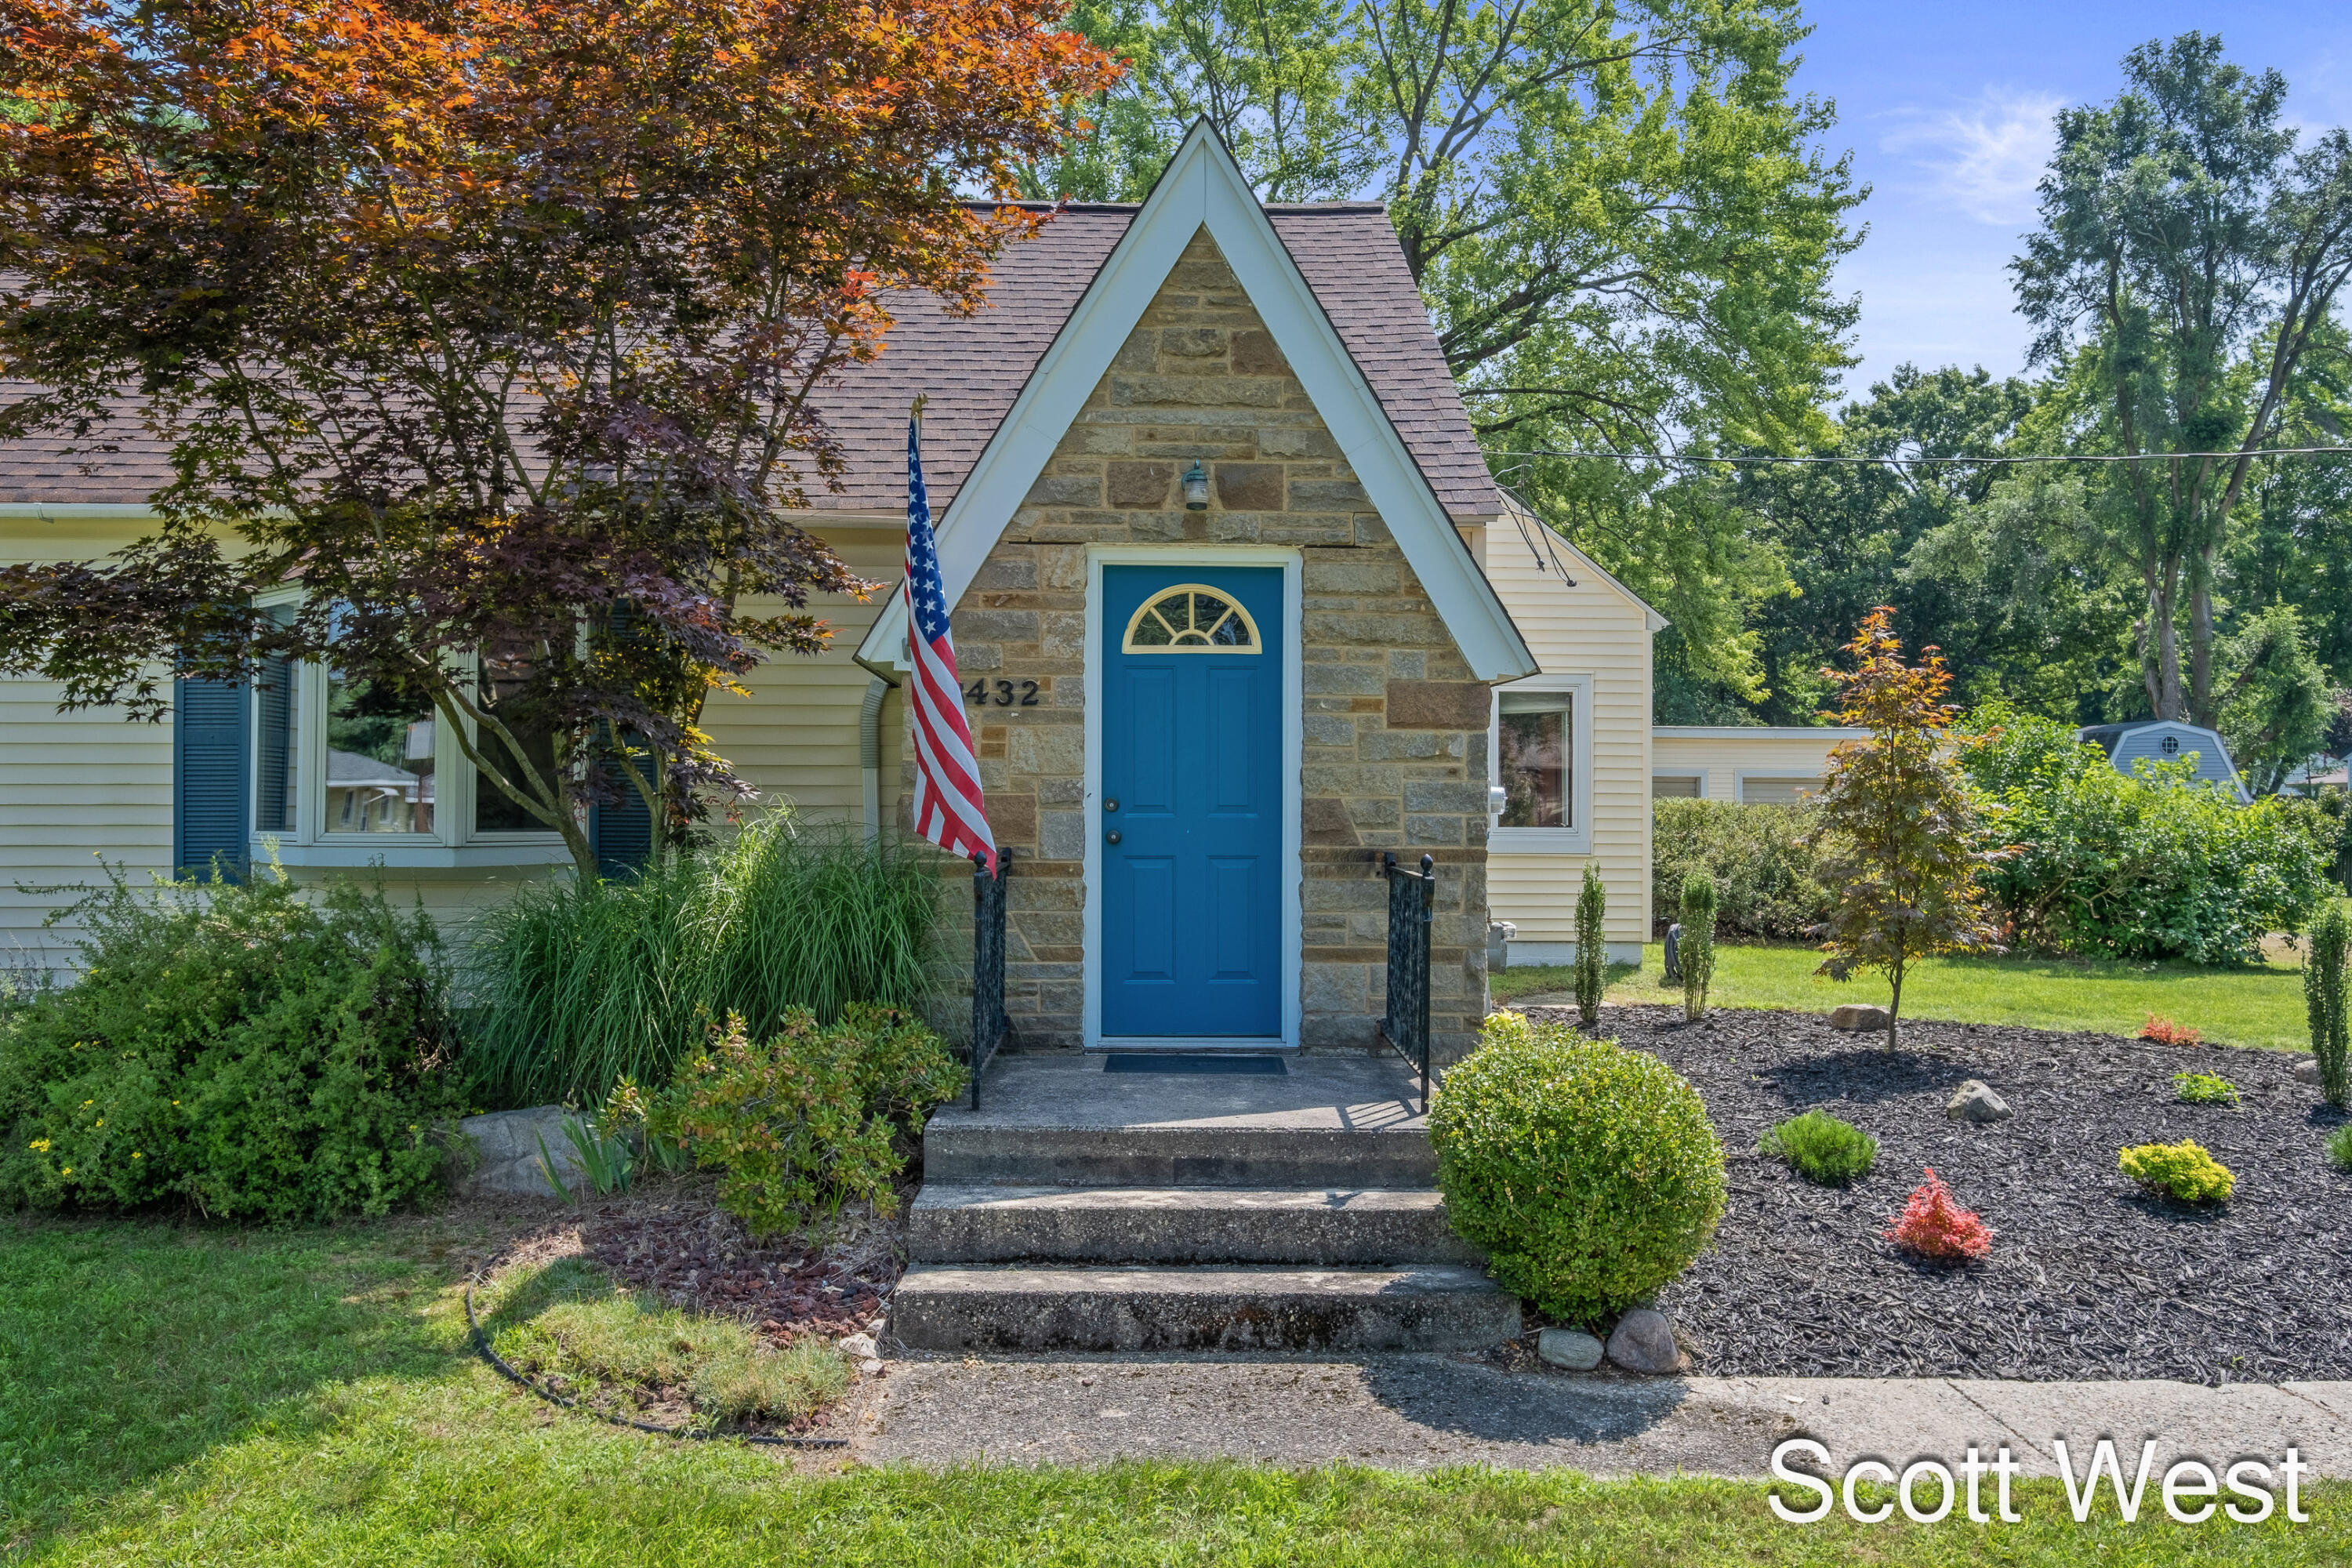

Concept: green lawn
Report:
left=4, top=1215, right=2349, bottom=1564
left=1491, top=942, right=2315, bottom=1051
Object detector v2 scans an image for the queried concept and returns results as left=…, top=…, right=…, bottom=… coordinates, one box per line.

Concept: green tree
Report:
left=1677, top=871, right=1715, bottom=1022
left=1574, top=861, right=1606, bottom=1027
left=2215, top=604, right=2332, bottom=795
left=1806, top=609, right=2002, bottom=1047
left=2013, top=32, right=2352, bottom=728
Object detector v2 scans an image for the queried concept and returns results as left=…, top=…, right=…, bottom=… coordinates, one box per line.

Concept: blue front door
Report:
left=1101, top=565, right=1284, bottom=1038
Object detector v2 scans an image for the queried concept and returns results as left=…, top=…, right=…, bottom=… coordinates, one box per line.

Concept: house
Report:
left=2, top=122, right=1705, bottom=1051
left=1650, top=726, right=1867, bottom=804
left=2077, top=720, right=2250, bottom=803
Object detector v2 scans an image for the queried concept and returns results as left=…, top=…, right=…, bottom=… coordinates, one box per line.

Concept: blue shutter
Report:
left=589, top=762, right=653, bottom=877
left=254, top=657, right=292, bottom=837
left=173, top=676, right=250, bottom=881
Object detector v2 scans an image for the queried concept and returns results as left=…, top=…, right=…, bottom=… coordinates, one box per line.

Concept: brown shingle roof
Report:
left=1, top=201, right=1501, bottom=521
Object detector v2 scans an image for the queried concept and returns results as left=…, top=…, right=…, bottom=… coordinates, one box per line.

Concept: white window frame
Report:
left=248, top=593, right=575, bottom=870
left=1489, top=672, right=1592, bottom=855
left=1651, top=769, right=1705, bottom=799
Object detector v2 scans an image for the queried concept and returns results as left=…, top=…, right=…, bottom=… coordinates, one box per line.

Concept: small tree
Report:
left=1679, top=872, right=1716, bottom=1022
left=1807, top=609, right=2001, bottom=1047
left=2307, top=902, right=2350, bottom=1109
left=1574, top=862, right=1606, bottom=1028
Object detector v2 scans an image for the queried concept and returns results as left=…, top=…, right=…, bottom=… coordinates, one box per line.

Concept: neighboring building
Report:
left=2077, top=720, right=2250, bottom=804
left=1650, top=726, right=1867, bottom=804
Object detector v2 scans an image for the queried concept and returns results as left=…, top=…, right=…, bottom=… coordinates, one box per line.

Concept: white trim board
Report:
left=1083, top=545, right=1305, bottom=1051
left=1487, top=671, right=1593, bottom=855
left=856, top=119, right=1534, bottom=684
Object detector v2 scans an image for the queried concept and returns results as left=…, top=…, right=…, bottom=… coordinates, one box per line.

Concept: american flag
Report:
left=904, top=418, right=998, bottom=873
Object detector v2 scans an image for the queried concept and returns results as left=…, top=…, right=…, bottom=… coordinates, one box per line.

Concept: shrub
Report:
left=2327, top=1123, right=2352, bottom=1173
left=1652, top=798, right=1830, bottom=940
left=1759, top=1110, right=1877, bottom=1185
left=2306, top=902, right=2350, bottom=1109
left=1957, top=704, right=2331, bottom=964
left=1428, top=1012, right=1726, bottom=1325
left=2141, top=1014, right=2201, bottom=1047
left=2119, top=1140, right=2235, bottom=1203
left=465, top=808, right=943, bottom=1105
left=1679, top=873, right=1717, bottom=1022
left=2172, top=1071, right=2238, bottom=1106
left=1885, top=1167, right=1992, bottom=1261
left=1573, top=863, right=1606, bottom=1029
left=658, top=1004, right=964, bottom=1237
left=0, top=867, right=459, bottom=1221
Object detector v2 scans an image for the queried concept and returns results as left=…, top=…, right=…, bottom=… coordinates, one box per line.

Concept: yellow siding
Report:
left=1652, top=728, right=1866, bottom=803
left=1479, top=520, right=1654, bottom=954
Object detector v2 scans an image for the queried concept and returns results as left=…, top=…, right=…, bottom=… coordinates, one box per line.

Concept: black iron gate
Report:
left=1380, top=851, right=1435, bottom=1113
left=969, top=849, right=1010, bottom=1110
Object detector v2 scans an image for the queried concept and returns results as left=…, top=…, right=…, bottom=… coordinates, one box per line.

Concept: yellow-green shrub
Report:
left=1428, top=1012, right=1726, bottom=1325
left=2119, top=1140, right=2234, bottom=1203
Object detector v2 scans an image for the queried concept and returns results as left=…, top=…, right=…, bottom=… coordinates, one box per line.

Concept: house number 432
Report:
left=965, top=678, right=1041, bottom=706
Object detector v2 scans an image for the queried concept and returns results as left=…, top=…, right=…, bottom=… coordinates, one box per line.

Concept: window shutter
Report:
left=588, top=602, right=653, bottom=875
left=254, top=657, right=292, bottom=836
left=173, top=676, right=250, bottom=881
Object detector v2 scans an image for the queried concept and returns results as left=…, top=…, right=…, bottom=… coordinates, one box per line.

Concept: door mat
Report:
left=1103, top=1053, right=1288, bottom=1076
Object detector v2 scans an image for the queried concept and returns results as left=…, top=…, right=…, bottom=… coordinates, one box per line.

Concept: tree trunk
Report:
left=2187, top=556, right=2217, bottom=729
left=1886, top=962, right=1904, bottom=1051
left=2147, top=571, right=2185, bottom=720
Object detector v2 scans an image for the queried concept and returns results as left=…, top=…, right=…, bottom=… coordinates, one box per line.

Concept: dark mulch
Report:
left=573, top=1183, right=902, bottom=1346
left=1525, top=1003, right=2352, bottom=1385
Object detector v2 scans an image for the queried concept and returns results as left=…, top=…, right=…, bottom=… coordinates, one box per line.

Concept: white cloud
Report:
left=1882, top=89, right=2066, bottom=226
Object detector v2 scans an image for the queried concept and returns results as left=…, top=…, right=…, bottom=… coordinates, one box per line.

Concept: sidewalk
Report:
left=850, top=1354, right=2352, bottom=1477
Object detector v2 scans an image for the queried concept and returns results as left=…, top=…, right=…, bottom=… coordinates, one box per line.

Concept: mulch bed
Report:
left=574, top=1184, right=903, bottom=1347
left=1523, top=1003, right=2352, bottom=1385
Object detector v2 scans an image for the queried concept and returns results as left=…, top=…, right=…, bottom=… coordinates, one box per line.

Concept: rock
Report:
left=1604, top=1308, right=1683, bottom=1374
left=2293, top=1058, right=2322, bottom=1085
left=837, top=1332, right=879, bottom=1360
left=1828, top=1004, right=1893, bottom=1032
left=456, top=1106, right=586, bottom=1197
left=1946, top=1080, right=2011, bottom=1124
left=860, top=1358, right=885, bottom=1376
left=1537, top=1327, right=1605, bottom=1370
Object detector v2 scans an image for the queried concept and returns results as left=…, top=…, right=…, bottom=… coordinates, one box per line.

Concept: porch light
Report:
left=1181, top=461, right=1210, bottom=510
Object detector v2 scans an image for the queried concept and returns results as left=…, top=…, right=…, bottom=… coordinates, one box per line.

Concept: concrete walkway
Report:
left=849, top=1355, right=2352, bottom=1478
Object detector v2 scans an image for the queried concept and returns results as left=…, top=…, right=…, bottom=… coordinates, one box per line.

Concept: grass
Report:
left=463, top=809, right=945, bottom=1105
left=5, top=1214, right=2350, bottom=1565
left=1494, top=942, right=2317, bottom=1051
left=478, top=1254, right=847, bottom=1428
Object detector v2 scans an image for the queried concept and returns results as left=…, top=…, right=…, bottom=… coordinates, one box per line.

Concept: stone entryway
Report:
left=889, top=1054, right=1515, bottom=1352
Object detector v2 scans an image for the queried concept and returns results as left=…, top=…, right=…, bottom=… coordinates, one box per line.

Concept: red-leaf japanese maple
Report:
left=0, top=0, right=1116, bottom=874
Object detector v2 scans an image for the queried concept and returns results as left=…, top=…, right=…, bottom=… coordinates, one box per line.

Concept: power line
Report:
left=1489, top=445, right=2352, bottom=466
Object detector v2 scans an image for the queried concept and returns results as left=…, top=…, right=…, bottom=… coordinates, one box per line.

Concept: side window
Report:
left=1497, top=690, right=1573, bottom=829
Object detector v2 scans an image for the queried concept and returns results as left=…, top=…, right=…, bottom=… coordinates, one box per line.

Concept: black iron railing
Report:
left=970, top=848, right=1010, bottom=1109
left=1380, top=851, right=1435, bottom=1113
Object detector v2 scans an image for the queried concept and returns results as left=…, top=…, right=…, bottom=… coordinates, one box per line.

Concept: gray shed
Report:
left=2077, top=720, right=2251, bottom=803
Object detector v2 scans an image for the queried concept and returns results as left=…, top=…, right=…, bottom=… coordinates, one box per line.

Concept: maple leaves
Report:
left=0, top=0, right=1117, bottom=874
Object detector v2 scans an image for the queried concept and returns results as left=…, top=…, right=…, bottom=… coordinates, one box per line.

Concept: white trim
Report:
left=1734, top=770, right=1826, bottom=804
left=1649, top=768, right=1705, bottom=800
left=0, top=503, right=160, bottom=521
left=1502, top=940, right=1643, bottom=968
left=1653, top=725, right=1869, bottom=740
left=856, top=120, right=1535, bottom=683
left=1488, top=672, right=1592, bottom=855
left=1083, top=545, right=1303, bottom=1051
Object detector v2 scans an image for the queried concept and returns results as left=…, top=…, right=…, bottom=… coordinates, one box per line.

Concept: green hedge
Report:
left=1650, top=799, right=1829, bottom=940
left=1958, top=706, right=2331, bottom=964
left=0, top=871, right=460, bottom=1221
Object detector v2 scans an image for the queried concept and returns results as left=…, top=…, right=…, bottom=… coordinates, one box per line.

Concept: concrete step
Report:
left=923, top=1052, right=1436, bottom=1189
left=889, top=1264, right=1519, bottom=1353
left=909, top=1185, right=1482, bottom=1266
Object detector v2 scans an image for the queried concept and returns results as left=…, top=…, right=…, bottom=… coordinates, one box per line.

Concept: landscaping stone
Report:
left=457, top=1106, right=583, bottom=1196
left=838, top=1332, right=879, bottom=1360
left=1536, top=1327, right=1605, bottom=1370
left=1945, top=1079, right=2011, bottom=1123
left=2295, top=1058, right=2321, bottom=1084
left=1828, top=1004, right=1892, bottom=1032
left=1605, top=1308, right=1682, bottom=1374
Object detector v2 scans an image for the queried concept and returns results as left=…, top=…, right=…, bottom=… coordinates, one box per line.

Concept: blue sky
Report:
left=1794, top=2, right=2352, bottom=408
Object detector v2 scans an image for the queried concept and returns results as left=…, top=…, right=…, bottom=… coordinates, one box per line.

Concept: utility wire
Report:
left=1488, top=445, right=2352, bottom=466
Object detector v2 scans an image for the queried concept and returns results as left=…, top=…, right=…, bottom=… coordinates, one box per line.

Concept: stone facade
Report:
left=913, top=228, right=1491, bottom=1058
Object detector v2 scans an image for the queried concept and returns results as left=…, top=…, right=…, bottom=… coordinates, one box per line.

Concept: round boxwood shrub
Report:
left=1429, top=1012, right=1726, bottom=1325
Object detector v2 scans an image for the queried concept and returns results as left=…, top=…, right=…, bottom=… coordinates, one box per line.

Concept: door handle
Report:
left=1105, top=831, right=1122, bottom=845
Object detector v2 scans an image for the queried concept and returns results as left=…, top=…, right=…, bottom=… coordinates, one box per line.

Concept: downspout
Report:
left=858, top=674, right=887, bottom=844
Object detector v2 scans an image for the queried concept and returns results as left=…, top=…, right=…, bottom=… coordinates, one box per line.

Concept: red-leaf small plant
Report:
left=2141, top=1014, right=2201, bottom=1047
left=1885, top=1167, right=1993, bottom=1262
